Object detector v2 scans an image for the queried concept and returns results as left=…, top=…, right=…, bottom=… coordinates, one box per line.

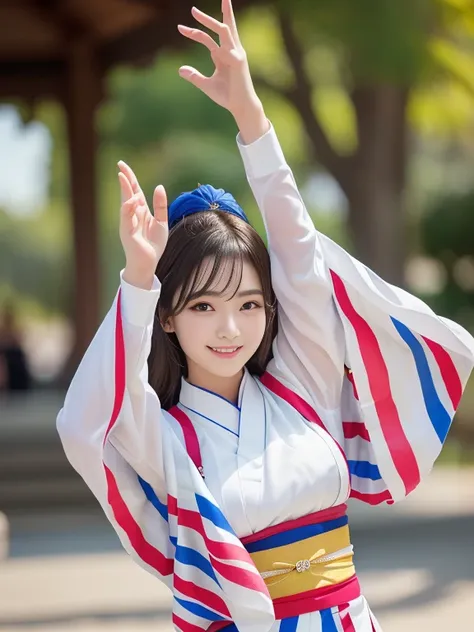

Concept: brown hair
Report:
left=148, top=211, right=277, bottom=410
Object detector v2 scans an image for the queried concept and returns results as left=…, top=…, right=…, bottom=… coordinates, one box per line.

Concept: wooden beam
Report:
left=101, top=0, right=262, bottom=68
left=0, top=60, right=65, bottom=99
left=65, top=38, right=102, bottom=374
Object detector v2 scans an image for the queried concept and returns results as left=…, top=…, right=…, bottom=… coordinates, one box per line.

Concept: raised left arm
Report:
left=177, top=2, right=474, bottom=502
left=177, top=0, right=269, bottom=144
left=176, top=0, right=345, bottom=411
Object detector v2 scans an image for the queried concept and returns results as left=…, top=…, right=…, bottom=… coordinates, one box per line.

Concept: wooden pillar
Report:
left=66, top=39, right=102, bottom=373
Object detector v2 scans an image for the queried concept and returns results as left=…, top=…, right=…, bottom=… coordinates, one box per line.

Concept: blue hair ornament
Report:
left=168, top=184, right=248, bottom=228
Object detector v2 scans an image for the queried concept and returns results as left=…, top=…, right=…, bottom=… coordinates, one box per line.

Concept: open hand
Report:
left=118, top=162, right=168, bottom=287
left=177, top=0, right=259, bottom=117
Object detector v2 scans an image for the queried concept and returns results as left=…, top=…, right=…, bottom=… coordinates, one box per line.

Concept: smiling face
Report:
left=163, top=257, right=267, bottom=396
left=150, top=210, right=276, bottom=409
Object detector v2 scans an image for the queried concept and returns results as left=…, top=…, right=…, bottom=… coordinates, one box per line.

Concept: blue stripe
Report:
left=244, top=515, right=348, bottom=553
left=279, top=616, right=299, bottom=632
left=170, top=536, right=177, bottom=547
left=321, top=608, right=338, bottom=632
left=195, top=494, right=235, bottom=534
left=391, top=317, right=451, bottom=442
left=174, top=597, right=226, bottom=621
left=348, top=460, right=381, bottom=481
left=174, top=545, right=218, bottom=583
left=138, top=476, right=168, bottom=521
left=180, top=404, right=239, bottom=437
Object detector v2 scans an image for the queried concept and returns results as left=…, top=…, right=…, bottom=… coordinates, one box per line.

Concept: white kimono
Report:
left=57, top=124, right=474, bottom=632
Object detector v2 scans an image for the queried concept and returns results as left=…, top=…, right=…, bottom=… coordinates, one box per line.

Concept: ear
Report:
left=162, top=318, right=175, bottom=333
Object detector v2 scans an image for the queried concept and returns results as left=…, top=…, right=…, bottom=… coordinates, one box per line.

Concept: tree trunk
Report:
left=272, top=15, right=411, bottom=287
left=345, top=85, right=409, bottom=286
left=63, top=38, right=102, bottom=382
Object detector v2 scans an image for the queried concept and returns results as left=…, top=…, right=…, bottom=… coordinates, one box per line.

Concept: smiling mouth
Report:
left=207, top=346, right=243, bottom=358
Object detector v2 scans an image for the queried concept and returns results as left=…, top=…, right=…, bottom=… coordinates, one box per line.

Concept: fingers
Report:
left=178, top=24, right=219, bottom=53
left=178, top=65, right=210, bottom=92
left=191, top=6, right=234, bottom=49
left=118, top=172, right=134, bottom=204
left=117, top=161, right=142, bottom=196
left=221, top=0, right=240, bottom=42
left=120, top=192, right=141, bottom=216
left=153, top=185, right=168, bottom=224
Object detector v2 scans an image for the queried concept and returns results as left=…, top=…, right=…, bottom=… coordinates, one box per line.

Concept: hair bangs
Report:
left=172, top=231, right=246, bottom=314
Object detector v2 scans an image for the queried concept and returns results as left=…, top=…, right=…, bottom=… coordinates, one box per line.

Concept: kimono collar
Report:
left=178, top=370, right=249, bottom=437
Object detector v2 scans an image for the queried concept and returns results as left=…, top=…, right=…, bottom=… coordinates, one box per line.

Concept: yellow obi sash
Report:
left=242, top=507, right=355, bottom=600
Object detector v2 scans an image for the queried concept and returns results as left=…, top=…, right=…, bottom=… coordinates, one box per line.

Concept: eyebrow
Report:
left=188, top=288, right=264, bottom=301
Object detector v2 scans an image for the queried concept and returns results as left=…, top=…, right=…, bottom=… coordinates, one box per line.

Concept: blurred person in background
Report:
left=57, top=1, right=474, bottom=631
left=0, top=299, right=31, bottom=393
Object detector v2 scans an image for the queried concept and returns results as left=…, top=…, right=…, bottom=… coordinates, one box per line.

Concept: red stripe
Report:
left=260, top=372, right=326, bottom=429
left=178, top=507, right=251, bottom=564
left=169, top=406, right=203, bottom=472
left=350, top=488, right=393, bottom=506
left=273, top=575, right=361, bottom=620
left=345, top=366, right=359, bottom=400
left=211, top=556, right=269, bottom=593
left=207, top=623, right=230, bottom=632
left=168, top=494, right=178, bottom=516
left=343, top=421, right=370, bottom=442
left=173, top=574, right=230, bottom=618
left=260, top=372, right=350, bottom=481
left=104, top=465, right=173, bottom=575
left=102, top=291, right=173, bottom=577
left=104, top=289, right=126, bottom=444
left=164, top=406, right=269, bottom=593
left=207, top=578, right=361, bottom=631
left=330, top=270, right=420, bottom=496
left=422, top=336, right=463, bottom=409
left=173, top=613, right=206, bottom=632
left=339, top=606, right=356, bottom=632
left=166, top=408, right=269, bottom=591
left=241, top=504, right=347, bottom=546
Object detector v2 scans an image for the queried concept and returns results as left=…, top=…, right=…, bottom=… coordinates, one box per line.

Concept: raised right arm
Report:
left=58, top=160, right=170, bottom=511
left=56, top=273, right=167, bottom=503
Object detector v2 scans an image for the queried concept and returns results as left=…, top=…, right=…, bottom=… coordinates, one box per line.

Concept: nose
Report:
left=217, top=313, right=241, bottom=341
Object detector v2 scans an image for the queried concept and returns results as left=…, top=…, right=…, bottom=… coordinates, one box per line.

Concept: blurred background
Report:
left=0, top=0, right=473, bottom=630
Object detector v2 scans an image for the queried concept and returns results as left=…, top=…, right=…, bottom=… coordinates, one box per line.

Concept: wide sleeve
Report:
left=56, top=273, right=174, bottom=583
left=238, top=124, right=474, bottom=504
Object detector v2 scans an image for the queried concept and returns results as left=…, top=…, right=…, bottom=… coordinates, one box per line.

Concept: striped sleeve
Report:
left=323, top=234, right=474, bottom=503
left=238, top=123, right=474, bottom=505
left=57, top=275, right=175, bottom=583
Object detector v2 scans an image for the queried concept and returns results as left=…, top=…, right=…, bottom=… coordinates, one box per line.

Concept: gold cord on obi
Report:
left=249, top=524, right=356, bottom=600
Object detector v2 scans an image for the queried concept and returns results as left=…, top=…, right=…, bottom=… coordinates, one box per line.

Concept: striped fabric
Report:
left=102, top=291, right=385, bottom=631
left=262, top=251, right=473, bottom=509
left=325, top=259, right=473, bottom=505
left=104, top=275, right=472, bottom=630
left=102, top=291, right=274, bottom=632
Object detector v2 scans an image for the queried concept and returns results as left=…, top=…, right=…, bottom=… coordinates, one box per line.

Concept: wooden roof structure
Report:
left=0, top=0, right=200, bottom=100
left=0, top=0, right=253, bottom=374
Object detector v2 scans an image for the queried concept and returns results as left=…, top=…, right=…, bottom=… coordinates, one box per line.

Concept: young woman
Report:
left=57, top=2, right=474, bottom=631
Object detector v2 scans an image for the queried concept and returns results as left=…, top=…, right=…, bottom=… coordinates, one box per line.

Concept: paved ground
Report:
left=1, top=468, right=473, bottom=632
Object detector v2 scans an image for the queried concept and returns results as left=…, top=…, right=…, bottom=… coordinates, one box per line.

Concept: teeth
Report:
left=211, top=347, right=239, bottom=353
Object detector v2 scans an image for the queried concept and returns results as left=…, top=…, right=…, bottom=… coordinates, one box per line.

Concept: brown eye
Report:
left=191, top=303, right=212, bottom=312
left=242, top=301, right=260, bottom=310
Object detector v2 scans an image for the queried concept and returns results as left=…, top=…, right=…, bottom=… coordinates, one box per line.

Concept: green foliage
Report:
left=102, top=51, right=236, bottom=150
left=420, top=190, right=474, bottom=327
left=0, top=206, right=71, bottom=315
left=4, top=0, right=474, bottom=320
left=278, top=0, right=434, bottom=83
left=422, top=190, right=474, bottom=259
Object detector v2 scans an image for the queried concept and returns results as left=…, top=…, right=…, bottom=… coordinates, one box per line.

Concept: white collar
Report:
left=178, top=369, right=250, bottom=436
